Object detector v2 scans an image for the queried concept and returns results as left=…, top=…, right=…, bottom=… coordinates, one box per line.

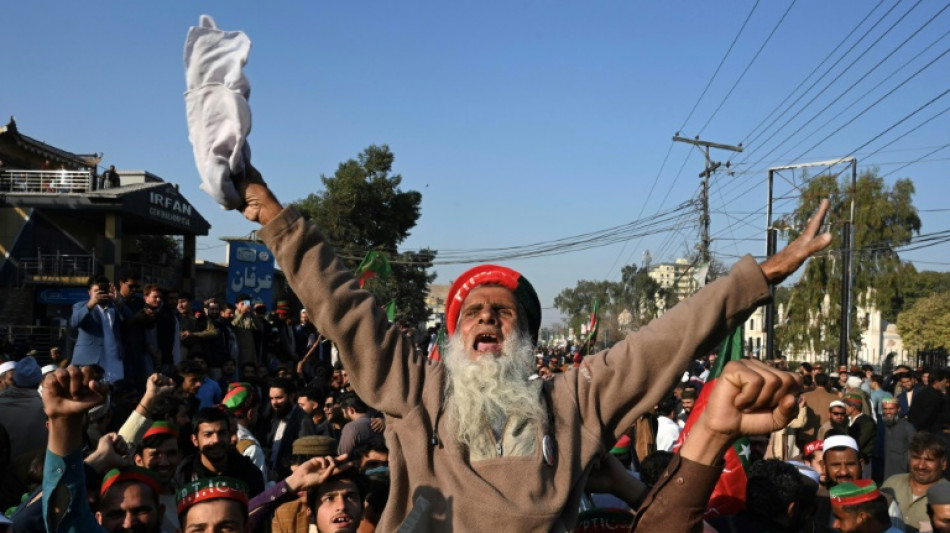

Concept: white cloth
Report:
left=184, top=15, right=253, bottom=209
left=238, top=423, right=267, bottom=478
left=655, top=416, right=681, bottom=452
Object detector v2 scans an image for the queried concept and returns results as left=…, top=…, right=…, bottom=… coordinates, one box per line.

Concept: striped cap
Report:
left=830, top=479, right=880, bottom=506
left=445, top=265, right=541, bottom=343
left=176, top=476, right=248, bottom=516
left=143, top=420, right=179, bottom=440
left=101, top=466, right=162, bottom=496
left=881, top=396, right=899, bottom=406
left=221, top=383, right=255, bottom=415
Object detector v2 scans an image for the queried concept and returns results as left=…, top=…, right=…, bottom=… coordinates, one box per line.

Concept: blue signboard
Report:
left=227, top=241, right=276, bottom=307
left=37, top=287, right=90, bottom=305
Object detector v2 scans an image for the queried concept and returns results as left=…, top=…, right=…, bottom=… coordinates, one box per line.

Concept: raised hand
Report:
left=760, top=198, right=833, bottom=284
left=86, top=433, right=132, bottom=474
left=42, top=366, right=109, bottom=420
left=234, top=165, right=283, bottom=226
left=681, top=359, right=801, bottom=464
left=43, top=366, right=111, bottom=456
left=285, top=454, right=354, bottom=492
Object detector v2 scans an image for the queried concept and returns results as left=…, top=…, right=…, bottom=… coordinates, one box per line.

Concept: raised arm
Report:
left=232, top=166, right=425, bottom=416
left=575, top=199, right=832, bottom=442
left=42, top=366, right=110, bottom=533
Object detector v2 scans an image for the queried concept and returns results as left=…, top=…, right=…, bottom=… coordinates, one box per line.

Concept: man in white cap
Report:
left=820, top=400, right=850, bottom=439
left=0, top=360, right=14, bottom=392
left=0, top=356, right=48, bottom=510
left=820, top=434, right=905, bottom=531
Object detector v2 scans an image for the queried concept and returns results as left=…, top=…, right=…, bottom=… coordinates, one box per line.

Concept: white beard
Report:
left=443, top=329, right=546, bottom=458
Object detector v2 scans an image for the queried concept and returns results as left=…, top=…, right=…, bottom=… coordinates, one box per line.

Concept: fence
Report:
left=0, top=169, right=94, bottom=193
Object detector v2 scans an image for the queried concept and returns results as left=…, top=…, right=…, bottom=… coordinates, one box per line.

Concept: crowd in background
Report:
left=1, top=275, right=950, bottom=533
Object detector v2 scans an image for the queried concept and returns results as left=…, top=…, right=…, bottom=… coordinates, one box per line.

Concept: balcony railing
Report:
left=20, top=253, right=97, bottom=283
left=0, top=169, right=95, bottom=193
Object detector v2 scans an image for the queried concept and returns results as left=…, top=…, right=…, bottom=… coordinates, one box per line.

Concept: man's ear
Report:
left=192, top=434, right=199, bottom=447
left=95, top=511, right=104, bottom=525
left=134, top=454, right=145, bottom=467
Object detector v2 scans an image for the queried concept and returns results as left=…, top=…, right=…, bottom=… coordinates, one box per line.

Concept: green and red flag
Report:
left=355, top=251, right=392, bottom=288
left=428, top=323, right=446, bottom=362
left=673, top=325, right=750, bottom=518
left=581, top=298, right=599, bottom=355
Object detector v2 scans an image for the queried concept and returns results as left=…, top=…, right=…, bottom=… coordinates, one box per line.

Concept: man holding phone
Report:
left=70, top=276, right=125, bottom=383
left=232, top=292, right=265, bottom=368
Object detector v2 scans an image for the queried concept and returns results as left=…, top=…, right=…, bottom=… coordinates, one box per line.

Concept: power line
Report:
left=738, top=0, right=929, bottom=171
left=768, top=11, right=950, bottom=168
left=698, top=0, right=798, bottom=136
left=734, top=0, right=916, bottom=168
left=677, top=0, right=761, bottom=133
left=740, top=0, right=888, bottom=146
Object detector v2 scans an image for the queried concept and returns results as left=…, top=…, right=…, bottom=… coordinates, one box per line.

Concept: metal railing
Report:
left=0, top=169, right=94, bottom=193
left=20, top=252, right=97, bottom=282
left=0, top=325, right=67, bottom=361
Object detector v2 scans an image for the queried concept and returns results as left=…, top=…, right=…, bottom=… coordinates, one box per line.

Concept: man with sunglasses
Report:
left=821, top=401, right=851, bottom=440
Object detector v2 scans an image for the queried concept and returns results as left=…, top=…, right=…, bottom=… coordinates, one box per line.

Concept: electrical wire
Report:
left=734, top=0, right=918, bottom=168
left=740, top=0, right=888, bottom=146
left=698, top=0, right=798, bottom=136
left=677, top=0, right=761, bottom=133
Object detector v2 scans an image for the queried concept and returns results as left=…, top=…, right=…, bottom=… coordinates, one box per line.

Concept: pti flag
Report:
left=428, top=323, right=446, bottom=362
left=355, top=251, right=392, bottom=288
left=581, top=298, right=600, bottom=355
left=672, top=325, right=750, bottom=518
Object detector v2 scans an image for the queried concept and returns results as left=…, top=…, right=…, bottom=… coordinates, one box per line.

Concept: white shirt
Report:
left=656, top=416, right=682, bottom=452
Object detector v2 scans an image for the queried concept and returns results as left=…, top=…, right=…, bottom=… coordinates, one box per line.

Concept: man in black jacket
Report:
left=909, top=368, right=948, bottom=433
left=173, top=407, right=265, bottom=498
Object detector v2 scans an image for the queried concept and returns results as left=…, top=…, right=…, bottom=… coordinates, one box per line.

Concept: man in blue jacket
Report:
left=70, top=276, right=125, bottom=383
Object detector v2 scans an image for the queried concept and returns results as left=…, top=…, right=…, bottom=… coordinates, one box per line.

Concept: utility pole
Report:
left=766, top=158, right=856, bottom=365
left=672, top=136, right=743, bottom=264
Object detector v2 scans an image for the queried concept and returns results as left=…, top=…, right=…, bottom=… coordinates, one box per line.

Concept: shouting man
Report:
left=182, top=16, right=832, bottom=531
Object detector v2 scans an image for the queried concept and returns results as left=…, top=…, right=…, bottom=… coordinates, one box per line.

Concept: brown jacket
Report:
left=801, top=387, right=840, bottom=441
left=259, top=207, right=770, bottom=532
left=272, top=500, right=309, bottom=533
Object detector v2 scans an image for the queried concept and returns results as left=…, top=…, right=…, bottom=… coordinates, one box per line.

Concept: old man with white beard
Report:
left=209, top=162, right=829, bottom=532
left=184, top=16, right=831, bottom=530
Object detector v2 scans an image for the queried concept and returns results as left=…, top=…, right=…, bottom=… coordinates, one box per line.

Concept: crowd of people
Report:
left=0, top=169, right=946, bottom=533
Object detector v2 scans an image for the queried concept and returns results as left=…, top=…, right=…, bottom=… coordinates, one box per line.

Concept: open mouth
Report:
left=473, top=332, right=502, bottom=353
left=331, top=514, right=352, bottom=527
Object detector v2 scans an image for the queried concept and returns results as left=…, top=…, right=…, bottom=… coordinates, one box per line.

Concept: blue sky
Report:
left=4, top=2, right=949, bottom=325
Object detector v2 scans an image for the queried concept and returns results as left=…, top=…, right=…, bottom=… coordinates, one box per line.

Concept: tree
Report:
left=135, top=235, right=182, bottom=265
left=553, top=263, right=661, bottom=346
left=775, top=169, right=920, bottom=358
left=292, top=145, right=435, bottom=327
left=897, top=293, right=950, bottom=353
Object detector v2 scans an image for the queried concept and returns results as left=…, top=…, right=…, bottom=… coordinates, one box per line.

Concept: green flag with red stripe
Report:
left=673, top=325, right=750, bottom=518
left=355, top=251, right=392, bottom=288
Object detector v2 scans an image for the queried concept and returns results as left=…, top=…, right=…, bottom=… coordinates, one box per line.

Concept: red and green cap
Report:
left=830, top=479, right=880, bottom=506
left=176, top=476, right=248, bottom=516
left=842, top=394, right=863, bottom=408
left=445, top=264, right=541, bottom=343
left=143, top=420, right=179, bottom=440
left=101, top=466, right=162, bottom=497
left=221, top=383, right=255, bottom=415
